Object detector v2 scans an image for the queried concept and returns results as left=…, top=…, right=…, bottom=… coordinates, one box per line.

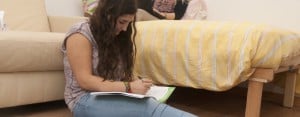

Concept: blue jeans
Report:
left=73, top=94, right=198, bottom=117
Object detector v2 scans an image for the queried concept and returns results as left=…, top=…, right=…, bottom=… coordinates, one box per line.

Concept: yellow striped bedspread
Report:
left=133, top=20, right=300, bottom=91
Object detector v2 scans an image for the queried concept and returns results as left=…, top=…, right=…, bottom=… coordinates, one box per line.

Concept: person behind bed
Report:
left=137, top=0, right=189, bottom=21
left=62, top=0, right=197, bottom=116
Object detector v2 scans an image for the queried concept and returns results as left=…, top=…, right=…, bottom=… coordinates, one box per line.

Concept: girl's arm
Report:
left=153, top=8, right=175, bottom=20
left=66, top=33, right=152, bottom=94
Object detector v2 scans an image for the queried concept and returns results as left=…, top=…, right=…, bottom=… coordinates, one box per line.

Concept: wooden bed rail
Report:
left=245, top=66, right=299, bottom=117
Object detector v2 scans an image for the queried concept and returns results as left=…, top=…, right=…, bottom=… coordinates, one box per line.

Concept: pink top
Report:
left=153, top=0, right=176, bottom=13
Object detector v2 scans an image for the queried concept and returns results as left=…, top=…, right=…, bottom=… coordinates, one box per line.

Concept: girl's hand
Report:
left=152, top=8, right=165, bottom=17
left=152, top=8, right=160, bottom=13
left=130, top=78, right=153, bottom=95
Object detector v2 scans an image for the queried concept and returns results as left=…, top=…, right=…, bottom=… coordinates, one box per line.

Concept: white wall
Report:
left=45, top=0, right=300, bottom=32
left=45, top=0, right=83, bottom=16
left=206, top=0, right=300, bottom=32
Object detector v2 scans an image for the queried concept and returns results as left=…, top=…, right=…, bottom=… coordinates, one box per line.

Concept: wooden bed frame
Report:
left=245, top=65, right=299, bottom=117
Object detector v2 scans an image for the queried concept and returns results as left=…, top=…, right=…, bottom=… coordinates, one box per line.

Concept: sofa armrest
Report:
left=48, top=16, right=88, bottom=33
left=0, top=31, right=65, bottom=72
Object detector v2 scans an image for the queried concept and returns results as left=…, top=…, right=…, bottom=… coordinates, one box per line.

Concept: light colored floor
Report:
left=1, top=87, right=300, bottom=117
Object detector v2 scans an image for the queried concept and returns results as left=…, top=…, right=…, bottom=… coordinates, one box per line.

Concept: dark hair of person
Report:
left=89, top=0, right=137, bottom=81
left=174, top=0, right=189, bottom=19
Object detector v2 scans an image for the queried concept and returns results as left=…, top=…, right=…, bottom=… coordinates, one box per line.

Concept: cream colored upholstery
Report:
left=0, top=72, right=64, bottom=107
left=0, top=0, right=50, bottom=31
left=0, top=0, right=87, bottom=108
left=0, top=32, right=64, bottom=72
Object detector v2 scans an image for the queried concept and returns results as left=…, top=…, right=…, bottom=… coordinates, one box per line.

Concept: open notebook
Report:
left=90, top=85, right=175, bottom=103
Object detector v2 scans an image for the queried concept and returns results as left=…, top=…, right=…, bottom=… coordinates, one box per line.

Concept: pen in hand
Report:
left=138, top=76, right=154, bottom=86
left=138, top=76, right=144, bottom=82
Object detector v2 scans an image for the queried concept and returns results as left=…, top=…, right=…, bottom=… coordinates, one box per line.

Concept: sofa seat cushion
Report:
left=0, top=31, right=64, bottom=72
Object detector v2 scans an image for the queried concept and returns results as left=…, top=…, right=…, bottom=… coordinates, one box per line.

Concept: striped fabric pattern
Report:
left=133, top=20, right=300, bottom=91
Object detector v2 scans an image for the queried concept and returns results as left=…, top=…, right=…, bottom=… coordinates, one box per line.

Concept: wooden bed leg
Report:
left=245, top=69, right=273, bottom=117
left=283, top=70, right=297, bottom=108
left=245, top=79, right=264, bottom=117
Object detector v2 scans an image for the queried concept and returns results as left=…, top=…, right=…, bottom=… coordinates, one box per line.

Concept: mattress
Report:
left=133, top=20, right=300, bottom=91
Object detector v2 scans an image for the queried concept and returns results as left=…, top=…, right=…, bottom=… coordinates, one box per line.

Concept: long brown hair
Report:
left=89, top=0, right=137, bottom=81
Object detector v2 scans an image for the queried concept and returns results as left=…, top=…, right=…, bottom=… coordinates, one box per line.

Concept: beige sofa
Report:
left=0, top=0, right=86, bottom=108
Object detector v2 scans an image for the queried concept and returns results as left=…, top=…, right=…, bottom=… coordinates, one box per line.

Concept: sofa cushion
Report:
left=0, top=0, right=50, bottom=32
left=48, top=16, right=88, bottom=33
left=0, top=31, right=64, bottom=72
left=0, top=71, right=65, bottom=108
